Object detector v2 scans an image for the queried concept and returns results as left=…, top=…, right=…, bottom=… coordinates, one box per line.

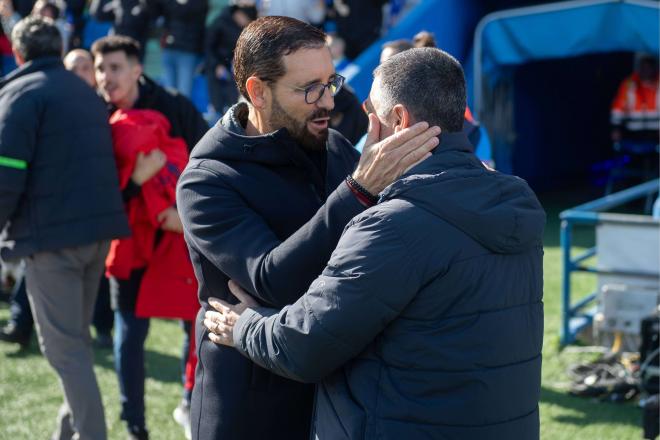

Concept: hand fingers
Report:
left=203, top=316, right=234, bottom=334
left=394, top=137, right=439, bottom=175
left=208, top=297, right=231, bottom=313
left=207, top=331, right=233, bottom=346
left=402, top=152, right=432, bottom=175
left=391, top=127, right=440, bottom=162
left=156, top=210, right=167, bottom=223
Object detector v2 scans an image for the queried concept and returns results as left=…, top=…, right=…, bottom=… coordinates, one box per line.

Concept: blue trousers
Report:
left=161, top=49, right=199, bottom=98
left=114, top=309, right=150, bottom=428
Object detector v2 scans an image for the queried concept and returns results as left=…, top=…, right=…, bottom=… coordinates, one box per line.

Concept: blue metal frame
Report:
left=559, top=179, right=660, bottom=345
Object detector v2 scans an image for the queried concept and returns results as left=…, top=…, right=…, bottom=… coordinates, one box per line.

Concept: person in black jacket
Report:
left=153, top=0, right=208, bottom=97
left=176, top=16, right=441, bottom=440
left=204, top=2, right=257, bottom=114
left=204, top=47, right=546, bottom=440
left=91, top=35, right=208, bottom=440
left=0, top=17, right=130, bottom=440
left=89, top=0, right=152, bottom=60
left=334, top=0, right=388, bottom=60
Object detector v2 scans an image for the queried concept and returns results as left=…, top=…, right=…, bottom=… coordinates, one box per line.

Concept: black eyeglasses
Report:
left=289, top=74, right=345, bottom=104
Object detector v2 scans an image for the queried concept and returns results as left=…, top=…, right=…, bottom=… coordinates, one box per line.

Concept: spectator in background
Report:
left=90, top=0, right=152, bottom=60
left=0, top=16, right=130, bottom=440
left=412, top=30, right=435, bottom=48
left=324, top=32, right=367, bottom=144
left=1, top=0, right=71, bottom=53
left=205, top=1, right=257, bottom=115
left=0, top=261, right=31, bottom=348
left=327, top=32, right=348, bottom=71
left=260, top=0, right=325, bottom=26
left=154, top=0, right=208, bottom=98
left=611, top=55, right=660, bottom=147
left=334, top=0, right=388, bottom=60
left=64, top=48, right=96, bottom=87
left=91, top=35, right=208, bottom=440
left=31, top=0, right=70, bottom=51
left=1, top=48, right=103, bottom=352
left=379, top=38, right=412, bottom=64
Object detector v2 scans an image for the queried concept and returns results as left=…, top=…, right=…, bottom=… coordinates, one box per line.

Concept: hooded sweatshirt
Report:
left=176, top=102, right=364, bottom=439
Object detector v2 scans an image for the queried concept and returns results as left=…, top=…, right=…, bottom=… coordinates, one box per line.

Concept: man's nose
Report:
left=317, top=87, right=335, bottom=111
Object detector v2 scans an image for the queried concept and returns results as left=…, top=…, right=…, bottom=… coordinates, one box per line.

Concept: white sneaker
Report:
left=172, top=401, right=192, bottom=440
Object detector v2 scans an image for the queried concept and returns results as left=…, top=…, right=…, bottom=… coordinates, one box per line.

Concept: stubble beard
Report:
left=269, top=96, right=328, bottom=151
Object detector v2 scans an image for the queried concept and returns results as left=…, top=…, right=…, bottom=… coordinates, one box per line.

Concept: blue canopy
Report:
left=474, top=0, right=660, bottom=115
left=341, top=0, right=481, bottom=102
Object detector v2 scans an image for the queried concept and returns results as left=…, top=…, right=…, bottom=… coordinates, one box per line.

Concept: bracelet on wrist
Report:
left=346, top=175, right=379, bottom=205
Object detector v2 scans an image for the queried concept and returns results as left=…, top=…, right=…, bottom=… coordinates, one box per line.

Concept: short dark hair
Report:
left=11, top=16, right=61, bottom=61
left=381, top=39, right=413, bottom=56
left=374, top=47, right=466, bottom=133
left=91, top=35, right=141, bottom=63
left=233, top=16, right=327, bottom=103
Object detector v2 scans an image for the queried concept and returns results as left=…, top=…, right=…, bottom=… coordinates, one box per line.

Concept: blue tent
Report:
left=342, top=0, right=482, bottom=102
left=472, top=0, right=660, bottom=181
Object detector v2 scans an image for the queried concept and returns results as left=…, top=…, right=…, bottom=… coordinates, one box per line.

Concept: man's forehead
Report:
left=281, top=46, right=334, bottom=84
left=94, top=51, right=129, bottom=66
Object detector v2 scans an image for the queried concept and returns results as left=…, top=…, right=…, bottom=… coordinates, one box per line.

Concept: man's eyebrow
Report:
left=298, top=73, right=336, bottom=89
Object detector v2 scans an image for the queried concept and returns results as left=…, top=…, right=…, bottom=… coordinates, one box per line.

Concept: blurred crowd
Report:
left=0, top=0, right=418, bottom=116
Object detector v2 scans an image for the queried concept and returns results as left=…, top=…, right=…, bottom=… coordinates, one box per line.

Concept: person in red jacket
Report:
left=92, top=35, right=207, bottom=440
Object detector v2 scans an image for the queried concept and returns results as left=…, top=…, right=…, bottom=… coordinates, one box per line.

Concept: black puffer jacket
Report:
left=233, top=132, right=546, bottom=439
left=0, top=57, right=129, bottom=260
left=155, top=0, right=208, bottom=54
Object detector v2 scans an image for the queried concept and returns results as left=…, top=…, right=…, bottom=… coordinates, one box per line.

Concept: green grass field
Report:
left=0, top=191, right=643, bottom=439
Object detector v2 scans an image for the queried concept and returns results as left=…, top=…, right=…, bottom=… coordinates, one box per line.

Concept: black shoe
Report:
left=127, top=425, right=149, bottom=440
left=0, top=322, right=30, bottom=348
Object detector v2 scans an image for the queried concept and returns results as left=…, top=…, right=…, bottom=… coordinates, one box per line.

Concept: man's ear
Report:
left=131, top=61, right=143, bottom=81
left=391, top=104, right=412, bottom=133
left=245, top=76, right=270, bottom=109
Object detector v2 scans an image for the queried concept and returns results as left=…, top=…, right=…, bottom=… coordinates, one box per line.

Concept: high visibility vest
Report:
left=611, top=73, right=660, bottom=132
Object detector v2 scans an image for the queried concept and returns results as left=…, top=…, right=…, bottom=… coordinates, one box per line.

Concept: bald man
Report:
left=64, top=48, right=96, bottom=87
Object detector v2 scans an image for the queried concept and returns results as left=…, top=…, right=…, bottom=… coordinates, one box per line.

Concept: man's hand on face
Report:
left=131, top=149, right=167, bottom=185
left=204, top=280, right=260, bottom=347
left=157, top=206, right=184, bottom=233
left=352, top=114, right=441, bottom=195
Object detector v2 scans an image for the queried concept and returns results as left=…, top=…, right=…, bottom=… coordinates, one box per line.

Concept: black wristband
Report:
left=346, top=175, right=379, bottom=205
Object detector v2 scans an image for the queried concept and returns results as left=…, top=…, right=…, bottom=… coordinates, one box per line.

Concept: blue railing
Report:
left=559, top=179, right=660, bottom=345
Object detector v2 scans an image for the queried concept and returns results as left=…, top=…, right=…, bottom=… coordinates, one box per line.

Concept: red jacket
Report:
left=106, top=109, right=199, bottom=320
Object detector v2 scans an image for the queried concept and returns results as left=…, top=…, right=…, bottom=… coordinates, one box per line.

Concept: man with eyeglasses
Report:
left=176, top=16, right=440, bottom=440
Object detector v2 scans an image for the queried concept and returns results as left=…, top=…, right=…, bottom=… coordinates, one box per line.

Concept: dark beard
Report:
left=269, top=97, right=329, bottom=151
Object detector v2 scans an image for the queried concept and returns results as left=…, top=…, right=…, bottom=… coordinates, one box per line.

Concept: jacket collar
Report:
left=380, top=131, right=481, bottom=201
left=0, top=56, right=63, bottom=89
